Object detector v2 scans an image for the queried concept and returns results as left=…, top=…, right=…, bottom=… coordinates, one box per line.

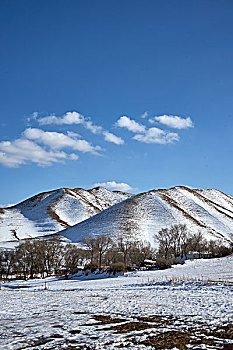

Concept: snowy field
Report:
left=1, top=256, right=233, bottom=349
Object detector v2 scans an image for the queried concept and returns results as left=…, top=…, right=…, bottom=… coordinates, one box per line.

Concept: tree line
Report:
left=0, top=239, right=86, bottom=280
left=154, top=224, right=232, bottom=265
left=0, top=234, right=154, bottom=280
left=0, top=224, right=231, bottom=280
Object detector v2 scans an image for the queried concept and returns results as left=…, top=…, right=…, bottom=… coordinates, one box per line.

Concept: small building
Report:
left=140, top=259, right=157, bottom=270
left=186, top=251, right=212, bottom=259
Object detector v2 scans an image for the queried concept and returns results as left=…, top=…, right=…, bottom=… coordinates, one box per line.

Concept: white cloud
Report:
left=35, top=110, right=126, bottom=146
left=66, top=131, right=81, bottom=138
left=93, top=181, right=134, bottom=192
left=38, top=111, right=85, bottom=126
left=115, top=116, right=146, bottom=133
left=141, top=111, right=148, bottom=119
left=69, top=153, right=79, bottom=160
left=85, top=120, right=103, bottom=134
left=133, top=127, right=179, bottom=144
left=153, top=115, right=194, bottom=129
left=24, top=128, right=101, bottom=154
left=103, top=131, right=124, bottom=145
left=0, top=138, right=72, bottom=168
left=37, top=111, right=103, bottom=134
left=27, top=111, right=39, bottom=122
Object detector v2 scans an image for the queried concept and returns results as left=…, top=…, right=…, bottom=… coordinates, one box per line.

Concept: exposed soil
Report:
left=133, top=330, right=191, bottom=349
left=47, top=205, right=70, bottom=228
left=92, top=314, right=126, bottom=324
left=107, top=321, right=158, bottom=333
left=137, top=315, right=173, bottom=325
left=207, top=324, right=233, bottom=339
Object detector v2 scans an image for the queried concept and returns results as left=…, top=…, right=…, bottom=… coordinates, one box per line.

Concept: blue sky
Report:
left=0, top=0, right=233, bottom=204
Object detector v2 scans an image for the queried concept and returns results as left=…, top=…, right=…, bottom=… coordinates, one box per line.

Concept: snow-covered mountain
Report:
left=0, top=187, right=132, bottom=243
left=1, top=185, right=233, bottom=247
left=59, top=186, right=233, bottom=246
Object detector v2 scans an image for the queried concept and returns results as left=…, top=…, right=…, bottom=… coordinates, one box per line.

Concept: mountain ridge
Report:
left=1, top=185, right=233, bottom=247
left=57, top=186, right=233, bottom=246
left=0, top=186, right=132, bottom=243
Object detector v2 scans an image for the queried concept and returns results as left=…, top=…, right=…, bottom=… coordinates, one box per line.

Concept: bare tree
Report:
left=81, top=236, right=98, bottom=264
left=81, top=235, right=112, bottom=269
left=0, top=249, right=15, bottom=279
left=42, top=239, right=63, bottom=276
left=117, top=234, right=134, bottom=268
left=15, top=240, right=38, bottom=279
left=63, top=244, right=83, bottom=276
left=154, top=228, right=172, bottom=259
left=95, top=235, right=112, bottom=268
left=128, top=240, right=155, bottom=266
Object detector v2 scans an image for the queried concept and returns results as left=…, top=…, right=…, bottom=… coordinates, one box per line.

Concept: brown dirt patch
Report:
left=47, top=206, right=70, bottom=228
left=107, top=321, right=157, bottom=333
left=92, top=315, right=126, bottom=324
left=207, top=324, right=233, bottom=340
left=69, top=329, right=81, bottom=334
left=137, top=315, right=173, bottom=325
left=134, top=330, right=191, bottom=349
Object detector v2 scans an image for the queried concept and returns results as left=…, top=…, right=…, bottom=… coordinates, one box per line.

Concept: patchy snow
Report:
left=0, top=187, right=132, bottom=244
left=1, top=256, right=232, bottom=349
left=61, top=186, right=233, bottom=246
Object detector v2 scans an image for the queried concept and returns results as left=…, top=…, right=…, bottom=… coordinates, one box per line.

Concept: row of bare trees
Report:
left=154, top=224, right=232, bottom=261
left=0, top=240, right=86, bottom=280
left=82, top=234, right=154, bottom=270
left=0, top=234, right=154, bottom=280
left=1, top=225, right=231, bottom=280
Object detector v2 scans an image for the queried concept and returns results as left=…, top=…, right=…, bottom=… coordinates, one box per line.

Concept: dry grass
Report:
left=144, top=276, right=233, bottom=285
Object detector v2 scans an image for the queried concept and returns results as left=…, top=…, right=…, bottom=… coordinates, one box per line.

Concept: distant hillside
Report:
left=59, top=186, right=233, bottom=246
left=0, top=187, right=132, bottom=243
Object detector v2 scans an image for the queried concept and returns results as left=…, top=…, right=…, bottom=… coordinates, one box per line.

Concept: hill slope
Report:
left=0, top=187, right=132, bottom=243
left=60, top=186, right=233, bottom=246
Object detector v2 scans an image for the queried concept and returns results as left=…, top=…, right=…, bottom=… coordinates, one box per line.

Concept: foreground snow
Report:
left=1, top=256, right=233, bottom=349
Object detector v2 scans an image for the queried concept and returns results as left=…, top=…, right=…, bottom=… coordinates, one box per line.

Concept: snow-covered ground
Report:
left=1, top=256, right=233, bottom=349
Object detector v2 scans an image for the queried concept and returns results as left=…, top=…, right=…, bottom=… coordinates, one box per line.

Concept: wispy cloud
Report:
left=24, top=128, right=102, bottom=154
left=93, top=181, right=134, bottom=192
left=151, top=115, right=194, bottom=129
left=84, top=121, right=103, bottom=134
left=103, top=131, right=124, bottom=145
left=141, top=111, right=148, bottom=119
left=115, top=116, right=146, bottom=133
left=0, top=138, right=74, bottom=168
left=133, top=127, right=179, bottom=144
left=37, top=111, right=84, bottom=126
left=27, top=111, right=39, bottom=122
left=66, top=131, right=81, bottom=138
left=37, top=111, right=103, bottom=134
left=35, top=111, right=125, bottom=144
